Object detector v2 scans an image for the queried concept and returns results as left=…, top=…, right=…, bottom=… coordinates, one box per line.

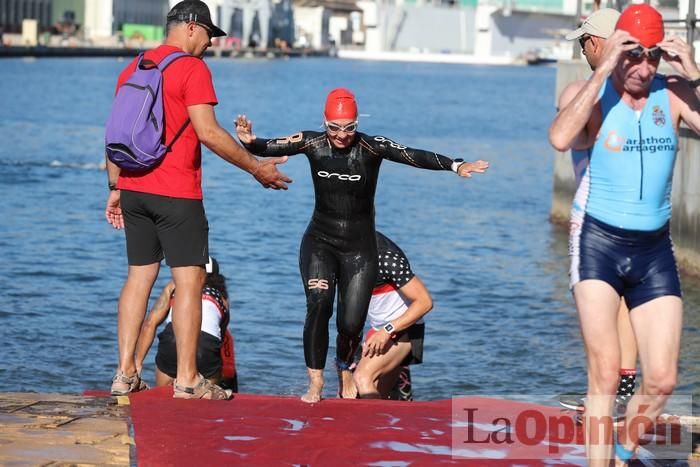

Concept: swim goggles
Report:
left=625, top=43, right=663, bottom=61
left=324, top=121, right=358, bottom=134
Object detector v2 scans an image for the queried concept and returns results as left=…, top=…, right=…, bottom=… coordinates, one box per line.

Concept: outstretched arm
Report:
left=134, top=281, right=175, bottom=373
left=188, top=105, right=291, bottom=190
left=235, top=115, right=317, bottom=158
left=369, top=135, right=489, bottom=178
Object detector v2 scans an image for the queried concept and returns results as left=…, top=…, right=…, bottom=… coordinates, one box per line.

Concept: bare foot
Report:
left=337, top=368, right=358, bottom=399
left=301, top=368, right=324, bottom=403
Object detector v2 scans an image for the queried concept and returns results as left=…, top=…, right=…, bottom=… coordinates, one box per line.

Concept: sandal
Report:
left=111, top=371, right=148, bottom=396
left=173, top=374, right=233, bottom=400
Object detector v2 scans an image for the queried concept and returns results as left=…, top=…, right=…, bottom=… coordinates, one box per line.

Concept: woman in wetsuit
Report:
left=235, top=88, right=488, bottom=402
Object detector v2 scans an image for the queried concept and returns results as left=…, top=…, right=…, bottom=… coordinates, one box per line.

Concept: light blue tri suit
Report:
left=569, top=75, right=682, bottom=309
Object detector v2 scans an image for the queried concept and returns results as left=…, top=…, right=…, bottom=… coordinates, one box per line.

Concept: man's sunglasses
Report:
left=325, top=121, right=358, bottom=133
left=578, top=35, right=591, bottom=50
left=625, top=43, right=663, bottom=61
left=191, top=22, right=213, bottom=39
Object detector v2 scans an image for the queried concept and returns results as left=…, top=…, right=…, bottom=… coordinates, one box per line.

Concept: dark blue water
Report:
left=0, top=57, right=697, bottom=410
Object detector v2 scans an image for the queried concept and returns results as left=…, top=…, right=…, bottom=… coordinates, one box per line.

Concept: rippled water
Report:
left=0, top=57, right=697, bottom=411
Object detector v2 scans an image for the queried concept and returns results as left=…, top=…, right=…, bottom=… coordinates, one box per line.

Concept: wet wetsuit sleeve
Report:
left=366, top=135, right=454, bottom=171
left=243, top=131, right=319, bottom=157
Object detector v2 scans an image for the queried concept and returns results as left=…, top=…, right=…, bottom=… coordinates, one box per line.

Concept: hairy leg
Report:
left=621, top=296, right=682, bottom=452
left=574, top=279, right=621, bottom=465
left=171, top=265, right=206, bottom=388
left=117, top=263, right=160, bottom=376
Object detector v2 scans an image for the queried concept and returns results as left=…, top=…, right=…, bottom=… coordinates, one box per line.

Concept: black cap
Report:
left=205, top=256, right=220, bottom=275
left=167, top=0, right=227, bottom=38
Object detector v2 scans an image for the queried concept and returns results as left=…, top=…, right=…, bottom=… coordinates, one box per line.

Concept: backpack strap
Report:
left=158, top=51, right=190, bottom=71
left=165, top=118, right=191, bottom=151
left=157, top=51, right=193, bottom=151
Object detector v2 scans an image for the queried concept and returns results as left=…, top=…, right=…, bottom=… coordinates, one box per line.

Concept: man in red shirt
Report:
left=105, top=0, right=291, bottom=400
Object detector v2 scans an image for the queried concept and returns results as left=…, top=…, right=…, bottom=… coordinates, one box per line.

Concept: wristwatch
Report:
left=383, top=322, right=397, bottom=339
left=108, top=182, right=119, bottom=191
left=688, top=76, right=700, bottom=88
left=451, top=158, right=465, bottom=173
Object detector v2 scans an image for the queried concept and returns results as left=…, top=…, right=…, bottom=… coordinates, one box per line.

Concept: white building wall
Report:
left=487, top=10, right=574, bottom=57
left=377, top=4, right=475, bottom=53
left=328, top=15, right=348, bottom=45
left=84, top=0, right=113, bottom=40
left=295, top=6, right=325, bottom=49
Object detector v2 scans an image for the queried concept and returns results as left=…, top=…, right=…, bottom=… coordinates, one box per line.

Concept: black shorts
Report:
left=572, top=214, right=682, bottom=309
left=121, top=190, right=208, bottom=267
left=155, top=323, right=222, bottom=379
left=400, top=322, right=425, bottom=366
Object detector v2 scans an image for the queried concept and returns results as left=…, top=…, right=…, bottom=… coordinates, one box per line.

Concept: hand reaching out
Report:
left=457, top=159, right=490, bottom=178
left=235, top=114, right=256, bottom=144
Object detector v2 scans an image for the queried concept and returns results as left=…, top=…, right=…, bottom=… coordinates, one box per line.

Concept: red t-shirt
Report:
left=115, top=45, right=217, bottom=199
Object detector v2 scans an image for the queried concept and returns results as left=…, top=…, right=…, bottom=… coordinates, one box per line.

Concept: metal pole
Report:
left=573, top=0, right=582, bottom=59
left=688, top=0, right=696, bottom=47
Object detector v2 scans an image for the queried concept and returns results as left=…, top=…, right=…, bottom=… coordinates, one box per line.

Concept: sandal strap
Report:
left=174, top=375, right=232, bottom=400
left=173, top=379, right=203, bottom=395
left=112, top=372, right=138, bottom=384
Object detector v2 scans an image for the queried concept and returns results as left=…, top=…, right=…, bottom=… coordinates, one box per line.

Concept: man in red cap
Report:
left=550, top=4, right=700, bottom=464
left=557, top=8, right=641, bottom=417
left=235, top=89, right=489, bottom=402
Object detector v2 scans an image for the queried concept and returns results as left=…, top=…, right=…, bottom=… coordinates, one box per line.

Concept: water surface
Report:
left=0, top=57, right=697, bottom=412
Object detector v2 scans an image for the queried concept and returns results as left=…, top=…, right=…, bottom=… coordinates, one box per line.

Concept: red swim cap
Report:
left=324, top=88, right=358, bottom=121
left=616, top=4, right=664, bottom=48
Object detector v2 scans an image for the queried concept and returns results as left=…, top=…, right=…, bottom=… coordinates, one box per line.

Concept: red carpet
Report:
left=128, top=387, right=588, bottom=465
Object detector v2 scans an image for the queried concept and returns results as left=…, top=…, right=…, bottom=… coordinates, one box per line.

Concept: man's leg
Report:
left=354, top=339, right=411, bottom=399
left=379, top=365, right=405, bottom=400
left=116, top=263, right=160, bottom=377
left=616, top=299, right=638, bottom=406
left=574, top=279, right=621, bottom=466
left=170, top=265, right=206, bottom=388
left=620, top=296, right=682, bottom=452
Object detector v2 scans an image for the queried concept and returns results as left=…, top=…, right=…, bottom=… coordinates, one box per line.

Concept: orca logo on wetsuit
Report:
left=317, top=171, right=362, bottom=182
left=373, top=136, right=407, bottom=150
left=307, top=279, right=330, bottom=290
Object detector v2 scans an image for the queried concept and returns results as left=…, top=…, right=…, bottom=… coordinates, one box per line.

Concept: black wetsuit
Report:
left=244, top=131, right=454, bottom=369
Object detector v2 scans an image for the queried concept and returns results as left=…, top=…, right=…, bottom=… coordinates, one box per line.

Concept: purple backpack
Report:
left=105, top=51, right=191, bottom=172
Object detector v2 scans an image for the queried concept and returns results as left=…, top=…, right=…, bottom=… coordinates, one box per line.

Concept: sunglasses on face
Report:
left=191, top=22, right=213, bottom=39
left=625, top=43, right=662, bottom=61
left=325, top=121, right=358, bottom=134
left=578, top=35, right=591, bottom=50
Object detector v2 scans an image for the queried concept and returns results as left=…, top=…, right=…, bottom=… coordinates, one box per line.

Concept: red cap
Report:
left=616, top=4, right=664, bottom=48
left=324, top=88, right=358, bottom=121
